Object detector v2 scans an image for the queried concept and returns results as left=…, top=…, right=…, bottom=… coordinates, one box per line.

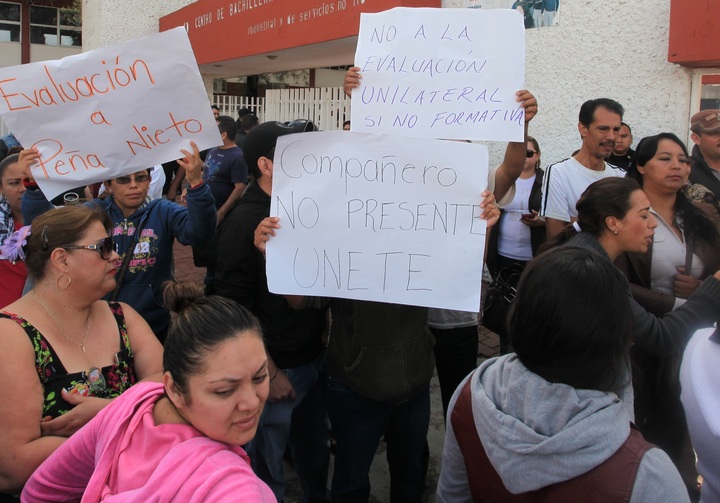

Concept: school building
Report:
left=1, top=0, right=718, bottom=165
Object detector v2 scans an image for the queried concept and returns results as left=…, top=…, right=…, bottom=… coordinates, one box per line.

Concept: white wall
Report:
left=314, top=68, right=346, bottom=88
left=85, top=0, right=704, bottom=169
left=81, top=0, right=193, bottom=50
left=0, top=42, right=21, bottom=67
left=444, top=0, right=694, bottom=168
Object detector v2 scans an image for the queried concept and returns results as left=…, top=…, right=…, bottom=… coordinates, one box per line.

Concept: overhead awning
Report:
left=160, top=0, right=440, bottom=75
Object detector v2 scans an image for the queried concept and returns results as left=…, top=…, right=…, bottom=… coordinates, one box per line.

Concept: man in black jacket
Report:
left=690, top=109, right=720, bottom=199
left=214, top=120, right=330, bottom=503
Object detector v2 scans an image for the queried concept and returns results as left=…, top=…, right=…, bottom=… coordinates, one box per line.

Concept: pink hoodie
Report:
left=22, top=381, right=275, bottom=502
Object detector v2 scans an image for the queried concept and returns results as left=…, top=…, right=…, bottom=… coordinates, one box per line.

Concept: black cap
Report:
left=243, top=120, right=317, bottom=171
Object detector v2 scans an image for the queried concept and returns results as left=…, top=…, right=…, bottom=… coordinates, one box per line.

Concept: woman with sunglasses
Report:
left=487, top=136, right=546, bottom=274
left=484, top=136, right=545, bottom=352
left=617, top=133, right=720, bottom=496
left=0, top=205, right=163, bottom=495
left=22, top=281, right=275, bottom=502
left=19, top=142, right=216, bottom=343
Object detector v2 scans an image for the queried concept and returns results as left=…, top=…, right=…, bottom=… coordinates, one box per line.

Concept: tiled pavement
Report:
left=172, top=239, right=207, bottom=285
left=171, top=240, right=500, bottom=502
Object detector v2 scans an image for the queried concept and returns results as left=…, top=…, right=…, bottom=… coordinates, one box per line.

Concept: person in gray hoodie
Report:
left=437, top=247, right=689, bottom=502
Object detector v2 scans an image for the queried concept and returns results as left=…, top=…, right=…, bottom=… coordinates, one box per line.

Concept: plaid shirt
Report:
left=0, top=195, right=15, bottom=248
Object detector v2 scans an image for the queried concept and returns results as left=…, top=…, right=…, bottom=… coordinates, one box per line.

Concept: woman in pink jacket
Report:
left=22, top=281, right=275, bottom=502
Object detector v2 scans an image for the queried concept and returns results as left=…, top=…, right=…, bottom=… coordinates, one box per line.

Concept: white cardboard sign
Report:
left=267, top=131, right=488, bottom=311
left=0, top=27, right=221, bottom=199
left=351, top=7, right=525, bottom=142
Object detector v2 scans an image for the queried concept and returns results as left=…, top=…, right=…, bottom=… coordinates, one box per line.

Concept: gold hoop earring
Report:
left=56, top=272, right=72, bottom=290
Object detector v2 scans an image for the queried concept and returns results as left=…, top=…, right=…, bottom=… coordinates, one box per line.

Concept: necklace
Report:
left=31, top=291, right=91, bottom=353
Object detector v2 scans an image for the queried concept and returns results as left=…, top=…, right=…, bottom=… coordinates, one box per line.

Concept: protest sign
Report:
left=0, top=27, right=221, bottom=200
left=351, top=7, right=525, bottom=142
left=267, top=130, right=488, bottom=311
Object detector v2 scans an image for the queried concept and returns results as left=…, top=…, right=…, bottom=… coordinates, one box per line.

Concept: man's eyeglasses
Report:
left=115, top=173, right=150, bottom=184
left=526, top=150, right=538, bottom=158
left=63, top=237, right=117, bottom=260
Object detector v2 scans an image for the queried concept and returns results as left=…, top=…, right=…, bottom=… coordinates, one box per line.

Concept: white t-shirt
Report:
left=540, top=157, right=624, bottom=222
left=148, top=165, right=166, bottom=201
left=427, top=308, right=478, bottom=329
left=681, top=327, right=720, bottom=503
left=497, top=175, right=535, bottom=261
left=649, top=209, right=704, bottom=310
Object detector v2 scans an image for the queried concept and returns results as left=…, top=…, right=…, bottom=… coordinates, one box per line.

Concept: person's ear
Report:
left=605, top=215, right=620, bottom=235
left=691, top=132, right=701, bottom=146
left=578, top=122, right=587, bottom=139
left=49, top=247, right=69, bottom=269
left=103, top=180, right=113, bottom=194
left=164, top=372, right=187, bottom=408
left=258, top=157, right=273, bottom=178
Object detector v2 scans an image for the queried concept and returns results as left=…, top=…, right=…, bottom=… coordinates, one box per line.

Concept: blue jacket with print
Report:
left=23, top=184, right=216, bottom=337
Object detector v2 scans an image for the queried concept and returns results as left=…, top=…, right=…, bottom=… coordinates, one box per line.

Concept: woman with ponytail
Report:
left=618, top=133, right=720, bottom=494
left=23, top=281, right=275, bottom=502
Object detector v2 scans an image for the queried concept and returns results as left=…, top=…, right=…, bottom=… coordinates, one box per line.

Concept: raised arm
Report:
left=171, top=142, right=217, bottom=245
left=491, top=90, right=538, bottom=204
left=18, top=149, right=54, bottom=224
left=343, top=66, right=362, bottom=98
left=632, top=271, right=720, bottom=357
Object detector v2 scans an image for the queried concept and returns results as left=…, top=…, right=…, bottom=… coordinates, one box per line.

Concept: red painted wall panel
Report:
left=668, top=0, right=720, bottom=67
left=160, top=0, right=440, bottom=65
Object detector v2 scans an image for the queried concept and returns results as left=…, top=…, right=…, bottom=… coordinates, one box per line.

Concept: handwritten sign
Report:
left=351, top=7, right=525, bottom=141
left=267, top=130, right=488, bottom=311
left=0, top=27, right=221, bottom=199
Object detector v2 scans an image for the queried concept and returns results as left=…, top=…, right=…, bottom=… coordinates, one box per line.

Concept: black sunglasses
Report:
left=63, top=237, right=117, bottom=260
left=526, top=149, right=537, bottom=158
left=115, top=173, right=150, bottom=184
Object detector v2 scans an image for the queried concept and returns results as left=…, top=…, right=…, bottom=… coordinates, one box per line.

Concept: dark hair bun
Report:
left=162, top=280, right=205, bottom=314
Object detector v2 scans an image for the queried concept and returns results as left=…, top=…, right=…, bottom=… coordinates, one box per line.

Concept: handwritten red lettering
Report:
left=31, top=139, right=106, bottom=179
left=126, top=112, right=203, bottom=155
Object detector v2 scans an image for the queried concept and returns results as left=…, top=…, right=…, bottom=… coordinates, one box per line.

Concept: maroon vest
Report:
left=450, top=373, right=651, bottom=502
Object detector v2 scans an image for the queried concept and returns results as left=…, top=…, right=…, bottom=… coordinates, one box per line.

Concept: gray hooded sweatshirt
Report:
left=436, top=354, right=689, bottom=502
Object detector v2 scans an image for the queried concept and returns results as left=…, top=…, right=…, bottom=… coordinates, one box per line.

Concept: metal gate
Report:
left=214, top=87, right=351, bottom=131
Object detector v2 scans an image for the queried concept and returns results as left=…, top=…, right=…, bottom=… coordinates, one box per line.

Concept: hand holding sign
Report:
left=178, top=141, right=203, bottom=187
left=17, top=148, right=41, bottom=183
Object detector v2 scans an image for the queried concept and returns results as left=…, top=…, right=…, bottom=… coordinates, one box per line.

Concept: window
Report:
left=30, top=4, right=81, bottom=46
left=0, top=2, right=21, bottom=43
left=700, top=75, right=720, bottom=110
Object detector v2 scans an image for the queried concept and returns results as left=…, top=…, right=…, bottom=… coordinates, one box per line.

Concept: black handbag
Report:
left=482, top=263, right=525, bottom=353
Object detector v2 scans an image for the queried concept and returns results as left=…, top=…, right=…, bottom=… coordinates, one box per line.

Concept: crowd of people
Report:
left=0, top=63, right=719, bottom=502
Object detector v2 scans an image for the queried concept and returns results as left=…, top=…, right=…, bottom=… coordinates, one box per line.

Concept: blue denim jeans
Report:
left=326, top=377, right=430, bottom=503
left=247, top=353, right=330, bottom=503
